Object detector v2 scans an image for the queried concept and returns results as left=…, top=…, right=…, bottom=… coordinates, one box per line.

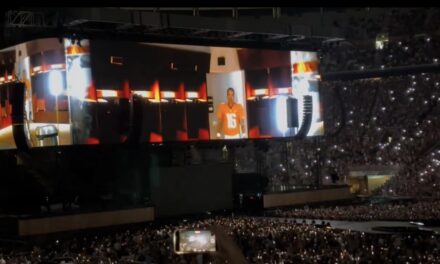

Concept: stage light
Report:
left=132, top=91, right=152, bottom=98
left=49, top=70, right=64, bottom=96
left=161, top=91, right=176, bottom=99
left=51, top=64, right=64, bottom=70
left=186, top=91, right=198, bottom=99
left=254, top=89, right=268, bottom=96
left=68, top=57, right=90, bottom=100
left=33, top=66, right=42, bottom=73
left=277, top=88, right=290, bottom=94
left=99, top=90, right=118, bottom=97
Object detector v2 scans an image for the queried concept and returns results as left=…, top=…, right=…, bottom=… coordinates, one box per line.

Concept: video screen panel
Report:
left=0, top=38, right=324, bottom=149
left=83, top=40, right=324, bottom=144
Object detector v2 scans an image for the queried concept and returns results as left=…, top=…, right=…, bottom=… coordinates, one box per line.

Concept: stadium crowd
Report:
left=270, top=200, right=440, bottom=221
left=1, top=216, right=440, bottom=263
left=2, top=7, right=440, bottom=264
left=253, top=72, right=440, bottom=198
left=320, top=8, right=440, bottom=72
left=320, top=34, right=440, bottom=72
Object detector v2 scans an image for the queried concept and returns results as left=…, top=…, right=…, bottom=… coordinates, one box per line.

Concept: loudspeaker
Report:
left=286, top=97, right=298, bottom=128
left=9, top=82, right=25, bottom=124
left=296, top=95, right=313, bottom=139
left=8, top=82, right=29, bottom=150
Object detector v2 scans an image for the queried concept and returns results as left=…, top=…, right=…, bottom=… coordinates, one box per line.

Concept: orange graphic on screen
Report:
left=216, top=88, right=245, bottom=139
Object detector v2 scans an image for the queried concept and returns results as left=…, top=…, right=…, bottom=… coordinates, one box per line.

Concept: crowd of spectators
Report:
left=313, top=8, right=440, bottom=196
left=320, top=8, right=440, bottom=72
left=320, top=34, right=440, bottom=72
left=319, top=73, right=440, bottom=197
left=1, top=216, right=440, bottom=263
left=247, top=72, right=440, bottom=197
left=270, top=200, right=440, bottom=221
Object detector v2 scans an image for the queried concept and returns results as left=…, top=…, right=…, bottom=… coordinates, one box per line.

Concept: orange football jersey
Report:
left=217, top=103, right=245, bottom=136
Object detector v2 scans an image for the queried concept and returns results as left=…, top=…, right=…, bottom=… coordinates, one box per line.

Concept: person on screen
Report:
left=216, top=87, right=246, bottom=139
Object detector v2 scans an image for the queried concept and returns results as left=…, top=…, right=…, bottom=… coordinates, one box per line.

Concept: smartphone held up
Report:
left=173, top=229, right=217, bottom=254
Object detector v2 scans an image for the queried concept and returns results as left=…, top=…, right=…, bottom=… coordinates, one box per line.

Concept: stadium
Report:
left=0, top=7, right=439, bottom=263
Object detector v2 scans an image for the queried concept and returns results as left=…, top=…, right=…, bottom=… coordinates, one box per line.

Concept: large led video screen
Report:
left=0, top=38, right=323, bottom=149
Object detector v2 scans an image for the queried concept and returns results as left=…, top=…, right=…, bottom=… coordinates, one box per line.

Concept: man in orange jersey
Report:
left=216, top=87, right=246, bottom=139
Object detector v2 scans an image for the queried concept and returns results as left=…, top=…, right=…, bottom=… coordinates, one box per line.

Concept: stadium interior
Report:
left=0, top=7, right=439, bottom=264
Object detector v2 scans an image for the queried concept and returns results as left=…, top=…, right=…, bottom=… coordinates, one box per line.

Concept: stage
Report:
left=0, top=206, right=154, bottom=237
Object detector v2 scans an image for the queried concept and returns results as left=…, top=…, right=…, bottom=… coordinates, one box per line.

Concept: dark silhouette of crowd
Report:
left=270, top=200, right=440, bottom=221
left=320, top=8, right=440, bottom=72
left=1, top=216, right=440, bottom=263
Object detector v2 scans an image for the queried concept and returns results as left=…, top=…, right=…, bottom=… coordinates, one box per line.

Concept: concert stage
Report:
left=263, top=185, right=353, bottom=208
left=0, top=207, right=154, bottom=237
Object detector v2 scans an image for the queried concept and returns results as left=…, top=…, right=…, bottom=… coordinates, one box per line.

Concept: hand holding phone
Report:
left=173, top=229, right=217, bottom=254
